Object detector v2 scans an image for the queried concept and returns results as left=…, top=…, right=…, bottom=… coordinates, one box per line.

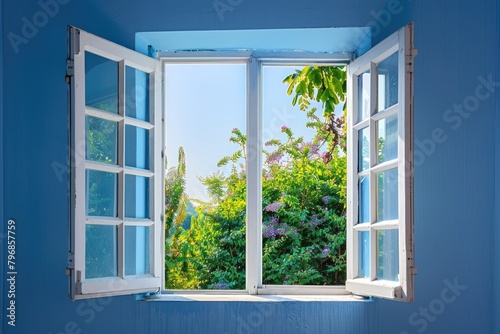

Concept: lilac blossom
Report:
left=264, top=202, right=283, bottom=212
left=266, top=151, right=284, bottom=164
left=209, top=282, right=230, bottom=289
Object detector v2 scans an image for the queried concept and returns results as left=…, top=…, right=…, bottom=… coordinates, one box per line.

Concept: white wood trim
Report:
left=69, top=26, right=162, bottom=299
left=86, top=107, right=122, bottom=122
left=371, top=103, right=398, bottom=121
left=346, top=24, right=414, bottom=302
left=369, top=159, right=398, bottom=174
left=124, top=116, right=154, bottom=130
left=77, top=28, right=156, bottom=72
left=346, top=56, right=357, bottom=281
left=258, top=285, right=350, bottom=295
left=246, top=57, right=261, bottom=294
left=77, top=276, right=161, bottom=295
left=123, top=167, right=155, bottom=178
left=347, top=33, right=399, bottom=75
left=346, top=279, right=401, bottom=299
left=85, top=161, right=121, bottom=173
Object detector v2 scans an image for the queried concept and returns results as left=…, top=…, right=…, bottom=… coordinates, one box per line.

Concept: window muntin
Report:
left=346, top=24, right=415, bottom=302
left=69, top=27, right=162, bottom=299
left=70, top=25, right=414, bottom=301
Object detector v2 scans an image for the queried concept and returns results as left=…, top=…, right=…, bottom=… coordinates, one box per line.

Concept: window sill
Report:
left=144, top=291, right=370, bottom=302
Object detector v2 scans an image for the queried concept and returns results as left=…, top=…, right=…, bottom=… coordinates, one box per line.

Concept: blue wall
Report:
left=2, top=0, right=498, bottom=333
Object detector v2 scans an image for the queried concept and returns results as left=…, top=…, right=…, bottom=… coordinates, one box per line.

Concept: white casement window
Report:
left=68, top=24, right=415, bottom=301
left=68, top=26, right=163, bottom=299
left=346, top=24, right=416, bottom=301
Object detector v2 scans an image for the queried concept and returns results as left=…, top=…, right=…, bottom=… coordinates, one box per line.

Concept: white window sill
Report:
left=144, top=291, right=370, bottom=302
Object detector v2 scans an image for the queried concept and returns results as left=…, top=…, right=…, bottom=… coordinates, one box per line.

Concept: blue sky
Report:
left=165, top=63, right=322, bottom=202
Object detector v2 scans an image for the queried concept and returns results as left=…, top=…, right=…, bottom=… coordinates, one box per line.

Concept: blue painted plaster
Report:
left=1, top=0, right=498, bottom=333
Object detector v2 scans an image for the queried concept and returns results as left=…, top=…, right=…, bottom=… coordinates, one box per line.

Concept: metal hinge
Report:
left=67, top=251, right=74, bottom=271
left=65, top=59, right=74, bottom=84
left=410, top=266, right=418, bottom=276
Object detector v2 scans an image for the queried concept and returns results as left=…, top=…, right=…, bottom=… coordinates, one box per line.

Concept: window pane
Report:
left=358, top=71, right=370, bottom=121
left=359, top=175, right=370, bottom=224
left=377, top=114, right=398, bottom=163
left=125, top=175, right=149, bottom=219
left=85, top=224, right=117, bottom=278
left=125, top=226, right=150, bottom=275
left=85, top=116, right=117, bottom=164
left=85, top=52, right=118, bottom=113
left=358, top=231, right=370, bottom=278
left=125, top=66, right=150, bottom=121
left=165, top=63, right=247, bottom=289
left=377, top=52, right=398, bottom=111
left=86, top=170, right=117, bottom=217
left=377, top=229, right=399, bottom=281
left=377, top=168, right=398, bottom=221
left=358, top=127, right=370, bottom=171
left=125, top=125, right=149, bottom=169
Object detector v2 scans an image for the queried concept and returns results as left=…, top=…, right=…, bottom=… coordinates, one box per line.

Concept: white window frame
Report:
left=160, top=51, right=353, bottom=295
left=69, top=24, right=415, bottom=301
left=68, top=26, right=163, bottom=300
left=345, top=24, right=415, bottom=301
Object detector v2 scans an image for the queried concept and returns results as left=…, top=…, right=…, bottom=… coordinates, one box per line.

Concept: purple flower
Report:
left=209, top=282, right=230, bottom=289
left=264, top=202, right=283, bottom=212
left=266, top=151, right=284, bottom=164
left=321, top=248, right=331, bottom=257
left=281, top=126, right=288, bottom=131
left=322, top=196, right=331, bottom=204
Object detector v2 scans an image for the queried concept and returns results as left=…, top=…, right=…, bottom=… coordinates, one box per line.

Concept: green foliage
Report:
left=283, top=66, right=347, bottom=160
left=164, top=147, right=201, bottom=289
left=164, top=65, right=348, bottom=289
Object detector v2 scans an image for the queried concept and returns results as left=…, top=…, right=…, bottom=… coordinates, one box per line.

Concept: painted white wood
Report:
left=346, top=23, right=415, bottom=302
left=69, top=26, right=162, bottom=299
left=346, top=59, right=357, bottom=281
left=346, top=279, right=401, bottom=299
left=258, top=285, right=350, bottom=295
left=77, top=276, right=161, bottom=295
left=246, top=56, right=261, bottom=294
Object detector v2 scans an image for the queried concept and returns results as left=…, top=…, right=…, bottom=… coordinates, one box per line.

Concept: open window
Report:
left=67, top=26, right=163, bottom=299
left=68, top=24, right=415, bottom=301
left=346, top=24, right=415, bottom=301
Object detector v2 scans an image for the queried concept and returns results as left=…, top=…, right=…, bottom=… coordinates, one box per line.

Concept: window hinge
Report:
left=410, top=266, right=418, bottom=276
left=67, top=251, right=74, bottom=270
left=65, top=59, right=74, bottom=84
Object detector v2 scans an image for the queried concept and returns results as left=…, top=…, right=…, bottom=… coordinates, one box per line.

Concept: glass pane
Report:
left=86, top=170, right=117, bottom=217
left=358, top=71, right=370, bottom=121
left=359, top=175, right=370, bottom=224
left=165, top=63, right=247, bottom=289
left=85, top=225, right=117, bottom=278
left=125, top=125, right=149, bottom=169
left=377, top=52, right=399, bottom=111
left=358, top=127, right=370, bottom=171
left=377, top=168, right=398, bottom=221
left=86, top=116, right=117, bottom=164
left=377, top=229, right=399, bottom=281
left=85, top=52, right=118, bottom=113
left=377, top=114, right=398, bottom=163
left=125, top=66, right=150, bottom=122
left=125, top=226, right=150, bottom=275
left=358, top=231, right=370, bottom=278
left=125, top=175, right=149, bottom=219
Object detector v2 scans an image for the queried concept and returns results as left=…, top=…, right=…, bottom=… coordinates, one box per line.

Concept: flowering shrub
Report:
left=164, top=65, right=347, bottom=289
